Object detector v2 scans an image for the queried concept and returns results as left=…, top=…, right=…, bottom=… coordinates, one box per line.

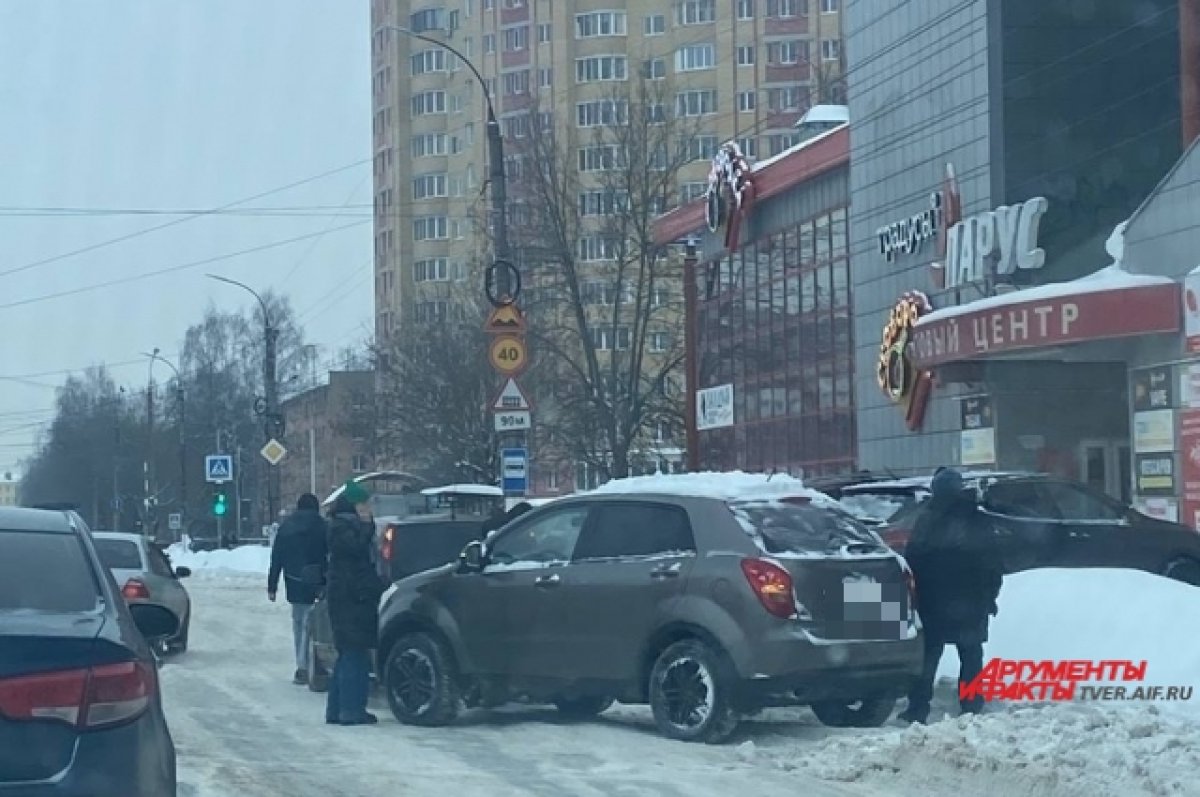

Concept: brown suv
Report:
left=376, top=488, right=923, bottom=742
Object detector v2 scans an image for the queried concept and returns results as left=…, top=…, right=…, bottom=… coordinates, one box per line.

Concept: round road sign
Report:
left=488, top=335, right=528, bottom=375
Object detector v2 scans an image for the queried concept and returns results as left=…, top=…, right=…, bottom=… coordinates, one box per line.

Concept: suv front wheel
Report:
left=649, top=639, right=738, bottom=744
left=384, top=632, right=461, bottom=727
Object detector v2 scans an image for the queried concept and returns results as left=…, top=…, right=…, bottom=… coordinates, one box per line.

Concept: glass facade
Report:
left=695, top=205, right=854, bottom=478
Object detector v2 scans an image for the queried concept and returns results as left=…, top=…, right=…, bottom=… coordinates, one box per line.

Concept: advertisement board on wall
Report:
left=696, top=384, right=734, bottom=431
left=1179, top=409, right=1200, bottom=531
left=1134, top=409, right=1176, bottom=454
left=1184, top=268, right=1200, bottom=354
left=1136, top=497, right=1180, bottom=523
left=1132, top=365, right=1175, bottom=412
left=959, top=396, right=996, bottom=467
left=1135, top=453, right=1177, bottom=497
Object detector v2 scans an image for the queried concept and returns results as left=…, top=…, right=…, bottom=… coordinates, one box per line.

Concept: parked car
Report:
left=91, top=531, right=193, bottom=653
left=375, top=487, right=923, bottom=743
left=838, top=472, right=1200, bottom=585
left=305, top=510, right=493, bottom=692
left=0, top=506, right=179, bottom=796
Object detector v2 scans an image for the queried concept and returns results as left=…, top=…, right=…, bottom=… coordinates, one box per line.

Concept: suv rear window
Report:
left=729, top=501, right=883, bottom=555
left=0, top=531, right=101, bottom=612
left=94, top=538, right=143, bottom=570
left=838, top=491, right=923, bottom=524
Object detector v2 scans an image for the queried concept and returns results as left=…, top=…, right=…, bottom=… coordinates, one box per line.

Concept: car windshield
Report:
left=0, top=531, right=101, bottom=612
left=94, top=537, right=143, bottom=570
left=837, top=491, right=922, bottom=524
left=729, top=501, right=885, bottom=555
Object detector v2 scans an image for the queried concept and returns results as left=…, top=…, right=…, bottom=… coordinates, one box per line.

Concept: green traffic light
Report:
left=213, top=493, right=228, bottom=517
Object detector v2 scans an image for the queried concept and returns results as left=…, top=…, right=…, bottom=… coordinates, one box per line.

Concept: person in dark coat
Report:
left=324, top=480, right=386, bottom=726
left=899, top=467, right=1003, bottom=724
left=267, top=493, right=329, bottom=685
left=480, top=500, right=534, bottom=540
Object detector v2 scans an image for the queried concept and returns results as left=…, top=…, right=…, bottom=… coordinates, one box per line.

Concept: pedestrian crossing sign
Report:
left=205, top=455, right=234, bottom=483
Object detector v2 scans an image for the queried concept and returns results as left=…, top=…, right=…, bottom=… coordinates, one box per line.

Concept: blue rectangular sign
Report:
left=500, top=447, right=527, bottom=494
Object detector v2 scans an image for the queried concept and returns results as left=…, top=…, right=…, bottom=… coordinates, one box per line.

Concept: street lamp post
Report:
left=144, top=349, right=187, bottom=539
left=381, top=25, right=512, bottom=296
left=207, top=274, right=281, bottom=523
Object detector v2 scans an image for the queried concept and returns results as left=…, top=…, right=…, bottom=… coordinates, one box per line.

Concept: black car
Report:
left=0, top=507, right=180, bottom=796
left=837, top=472, right=1200, bottom=585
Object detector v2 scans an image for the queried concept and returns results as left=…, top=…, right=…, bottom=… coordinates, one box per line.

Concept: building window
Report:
left=675, top=44, right=715, bottom=72
left=503, top=70, right=530, bottom=95
left=767, top=40, right=803, bottom=65
left=737, top=90, right=756, bottom=112
left=651, top=331, right=670, bottom=353
left=687, top=135, right=719, bottom=161
left=821, top=0, right=838, bottom=11
left=484, top=0, right=494, bottom=8
left=822, top=39, right=841, bottom=60
left=737, top=45, right=755, bottom=66
left=412, top=173, right=448, bottom=199
left=577, top=100, right=628, bottom=127
left=503, top=0, right=524, bottom=7
left=676, top=0, right=716, bottom=25
left=769, top=132, right=800, bottom=154
left=412, top=216, right=449, bottom=241
left=645, top=103, right=667, bottom=125
left=484, top=33, right=496, bottom=53
left=737, top=0, right=756, bottom=19
left=450, top=93, right=463, bottom=113
left=680, top=182, right=708, bottom=203
left=768, top=86, right=804, bottom=111
left=644, top=14, right=666, bottom=35
left=414, top=301, right=450, bottom=323
left=538, top=22, right=552, bottom=42
left=641, top=58, right=667, bottom=79
left=351, top=455, right=369, bottom=473
left=578, top=190, right=628, bottom=217
left=502, top=113, right=530, bottom=138
left=414, top=258, right=450, bottom=282
left=411, top=133, right=447, bottom=157
left=577, top=236, right=619, bottom=261
left=575, top=55, right=628, bottom=82
left=737, top=137, right=758, bottom=158
left=575, top=11, right=627, bottom=38
left=410, top=8, right=445, bottom=32
left=578, top=144, right=623, bottom=172
left=411, top=90, right=447, bottom=115
left=768, top=0, right=805, bottom=17
left=503, top=26, right=529, bottom=51
left=675, top=89, right=718, bottom=116
left=411, top=49, right=454, bottom=75
left=538, top=67, right=552, bottom=88
left=589, top=326, right=632, bottom=350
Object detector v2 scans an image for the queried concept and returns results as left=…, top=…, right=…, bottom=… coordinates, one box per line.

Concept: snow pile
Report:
left=165, top=540, right=271, bottom=575
left=590, top=471, right=840, bottom=508
left=937, top=568, right=1200, bottom=717
left=762, top=703, right=1200, bottom=796
left=1105, top=218, right=1128, bottom=266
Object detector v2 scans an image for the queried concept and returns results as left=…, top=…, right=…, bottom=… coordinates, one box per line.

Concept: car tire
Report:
left=553, top=695, right=614, bottom=719
left=810, top=697, right=896, bottom=728
left=649, top=639, right=739, bottom=744
left=384, top=632, right=461, bottom=727
left=307, top=637, right=329, bottom=693
left=1163, top=557, right=1200, bottom=587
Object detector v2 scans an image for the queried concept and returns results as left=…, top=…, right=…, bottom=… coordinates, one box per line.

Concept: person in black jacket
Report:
left=899, top=467, right=1003, bottom=724
left=268, top=493, right=329, bottom=685
left=324, top=480, right=386, bottom=726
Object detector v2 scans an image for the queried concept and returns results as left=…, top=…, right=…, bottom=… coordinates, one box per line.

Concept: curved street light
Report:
left=142, top=348, right=188, bottom=539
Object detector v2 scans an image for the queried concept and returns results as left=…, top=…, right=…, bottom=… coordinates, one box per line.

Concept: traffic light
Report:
left=212, top=490, right=228, bottom=517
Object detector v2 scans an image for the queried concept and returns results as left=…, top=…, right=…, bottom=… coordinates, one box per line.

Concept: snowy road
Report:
left=162, top=573, right=1200, bottom=797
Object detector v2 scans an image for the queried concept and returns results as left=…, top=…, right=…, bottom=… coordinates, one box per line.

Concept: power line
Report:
left=278, top=173, right=374, bottom=285
left=0, top=157, right=370, bottom=281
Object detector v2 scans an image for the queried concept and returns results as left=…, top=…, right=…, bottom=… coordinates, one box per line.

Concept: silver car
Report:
left=92, top=531, right=193, bottom=653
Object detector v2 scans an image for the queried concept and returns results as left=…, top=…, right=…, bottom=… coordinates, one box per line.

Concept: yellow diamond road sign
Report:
left=261, top=439, right=287, bottom=466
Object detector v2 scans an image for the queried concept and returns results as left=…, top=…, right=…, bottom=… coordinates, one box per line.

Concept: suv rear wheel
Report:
left=554, top=695, right=614, bottom=719
left=810, top=697, right=896, bottom=728
left=649, top=639, right=738, bottom=744
left=384, top=632, right=461, bottom=727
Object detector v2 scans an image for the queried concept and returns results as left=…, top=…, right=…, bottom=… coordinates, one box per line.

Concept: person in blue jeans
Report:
left=324, top=481, right=385, bottom=726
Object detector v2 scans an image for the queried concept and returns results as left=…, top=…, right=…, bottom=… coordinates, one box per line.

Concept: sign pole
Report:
left=484, top=294, right=531, bottom=499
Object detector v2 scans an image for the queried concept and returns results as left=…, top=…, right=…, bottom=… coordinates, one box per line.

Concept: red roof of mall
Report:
left=652, top=124, right=850, bottom=246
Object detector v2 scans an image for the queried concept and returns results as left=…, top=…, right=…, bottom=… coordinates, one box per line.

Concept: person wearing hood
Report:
left=268, top=493, right=329, bottom=685
left=898, top=467, right=1003, bottom=724
left=324, top=481, right=386, bottom=726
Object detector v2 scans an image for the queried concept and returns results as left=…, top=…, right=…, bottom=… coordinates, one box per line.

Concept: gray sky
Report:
left=0, top=1, right=372, bottom=474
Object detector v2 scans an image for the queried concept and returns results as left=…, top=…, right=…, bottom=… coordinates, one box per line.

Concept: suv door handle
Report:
left=534, top=573, right=561, bottom=588
left=651, top=563, right=681, bottom=579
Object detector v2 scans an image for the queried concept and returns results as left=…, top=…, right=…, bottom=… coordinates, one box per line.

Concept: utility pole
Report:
left=144, top=380, right=155, bottom=539
left=145, top=349, right=186, bottom=541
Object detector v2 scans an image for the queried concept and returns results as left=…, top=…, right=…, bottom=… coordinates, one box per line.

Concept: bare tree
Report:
left=503, top=80, right=694, bottom=481
left=372, top=287, right=498, bottom=485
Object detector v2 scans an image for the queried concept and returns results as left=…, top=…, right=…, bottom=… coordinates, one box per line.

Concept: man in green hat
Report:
left=323, top=480, right=385, bottom=725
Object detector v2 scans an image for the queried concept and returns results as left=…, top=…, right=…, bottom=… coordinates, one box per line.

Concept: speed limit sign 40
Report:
left=489, top=335, right=528, bottom=375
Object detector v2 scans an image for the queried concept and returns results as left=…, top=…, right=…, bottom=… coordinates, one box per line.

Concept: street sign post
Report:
left=168, top=513, right=182, bottom=532
left=205, top=455, right=233, bottom=484
left=501, top=448, right=528, bottom=495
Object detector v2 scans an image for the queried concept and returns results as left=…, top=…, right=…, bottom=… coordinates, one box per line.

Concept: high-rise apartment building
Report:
left=370, top=0, right=844, bottom=337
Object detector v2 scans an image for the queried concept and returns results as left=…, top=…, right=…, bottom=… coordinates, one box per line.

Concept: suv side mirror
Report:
left=459, top=540, right=485, bottom=573
left=129, top=603, right=179, bottom=644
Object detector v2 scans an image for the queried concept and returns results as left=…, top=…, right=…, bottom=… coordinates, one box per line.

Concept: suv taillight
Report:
left=740, top=558, right=797, bottom=620
left=0, top=661, right=156, bottom=730
left=381, top=525, right=397, bottom=562
left=122, top=578, right=150, bottom=601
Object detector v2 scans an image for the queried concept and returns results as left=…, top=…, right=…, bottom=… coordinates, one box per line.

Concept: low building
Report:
left=279, top=371, right=375, bottom=503
left=0, top=474, right=18, bottom=506
left=654, top=122, right=853, bottom=479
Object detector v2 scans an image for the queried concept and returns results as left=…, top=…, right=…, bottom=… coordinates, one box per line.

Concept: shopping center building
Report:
left=846, top=0, right=1198, bottom=514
